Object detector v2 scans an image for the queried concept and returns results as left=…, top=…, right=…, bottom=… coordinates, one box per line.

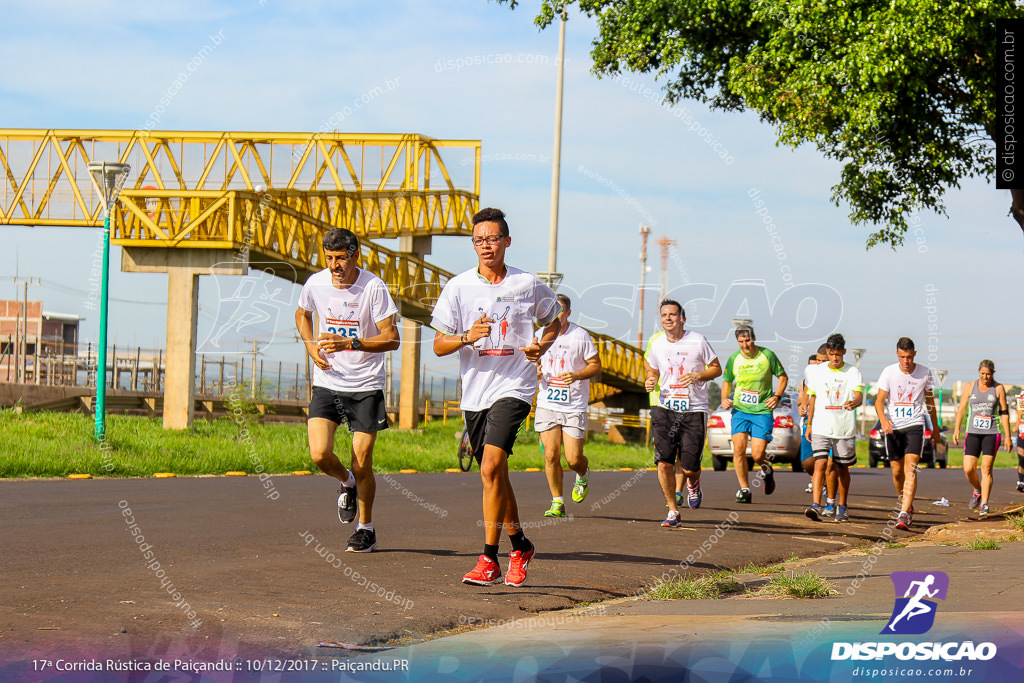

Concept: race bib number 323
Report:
left=971, top=415, right=992, bottom=431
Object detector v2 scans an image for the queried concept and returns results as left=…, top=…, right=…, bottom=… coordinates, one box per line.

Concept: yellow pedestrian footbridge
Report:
left=1, top=129, right=644, bottom=428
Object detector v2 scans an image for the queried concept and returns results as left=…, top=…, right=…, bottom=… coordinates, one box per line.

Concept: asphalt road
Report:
left=0, top=465, right=1007, bottom=664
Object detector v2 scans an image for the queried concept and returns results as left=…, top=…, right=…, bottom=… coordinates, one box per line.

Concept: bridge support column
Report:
left=593, top=392, right=649, bottom=444
left=396, top=235, right=432, bottom=430
left=399, top=318, right=421, bottom=429
left=122, top=247, right=245, bottom=429
left=164, top=270, right=199, bottom=429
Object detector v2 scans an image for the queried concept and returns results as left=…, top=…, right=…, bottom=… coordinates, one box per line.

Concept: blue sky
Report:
left=3, top=0, right=1022, bottom=391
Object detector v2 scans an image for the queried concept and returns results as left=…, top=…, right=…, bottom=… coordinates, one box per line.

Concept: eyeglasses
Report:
left=471, top=235, right=506, bottom=246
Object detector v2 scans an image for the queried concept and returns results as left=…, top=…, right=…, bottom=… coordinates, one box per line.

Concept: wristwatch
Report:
left=350, top=337, right=363, bottom=351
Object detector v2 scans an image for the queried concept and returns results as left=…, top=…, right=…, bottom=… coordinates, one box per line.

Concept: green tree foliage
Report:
left=500, top=0, right=1022, bottom=247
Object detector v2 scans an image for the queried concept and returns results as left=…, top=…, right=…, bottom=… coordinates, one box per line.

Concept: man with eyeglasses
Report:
left=431, top=207, right=561, bottom=587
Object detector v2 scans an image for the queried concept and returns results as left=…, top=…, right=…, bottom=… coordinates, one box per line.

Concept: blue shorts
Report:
left=800, top=419, right=833, bottom=460
left=732, top=409, right=774, bottom=442
left=800, top=420, right=814, bottom=461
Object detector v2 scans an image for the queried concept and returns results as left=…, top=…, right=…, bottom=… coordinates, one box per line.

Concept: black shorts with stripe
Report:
left=463, top=397, right=533, bottom=463
left=308, top=387, right=389, bottom=433
left=884, top=424, right=924, bottom=461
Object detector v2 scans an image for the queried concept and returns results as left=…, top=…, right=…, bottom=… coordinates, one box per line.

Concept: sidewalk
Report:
left=353, top=518, right=1024, bottom=682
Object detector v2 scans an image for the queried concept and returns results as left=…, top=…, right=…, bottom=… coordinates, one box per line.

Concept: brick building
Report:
left=1, top=300, right=81, bottom=382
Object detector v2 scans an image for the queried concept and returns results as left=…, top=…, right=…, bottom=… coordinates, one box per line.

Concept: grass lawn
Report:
left=0, top=409, right=654, bottom=478
left=1, top=409, right=1017, bottom=478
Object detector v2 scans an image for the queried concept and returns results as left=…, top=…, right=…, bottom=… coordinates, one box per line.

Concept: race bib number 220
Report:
left=739, top=389, right=759, bottom=406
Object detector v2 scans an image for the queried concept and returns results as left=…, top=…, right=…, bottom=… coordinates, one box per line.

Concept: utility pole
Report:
left=638, top=225, right=650, bottom=350
left=657, top=236, right=676, bottom=301
left=13, top=277, right=40, bottom=383
left=247, top=339, right=259, bottom=399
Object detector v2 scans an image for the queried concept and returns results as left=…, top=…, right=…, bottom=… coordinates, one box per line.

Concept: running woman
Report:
left=295, top=227, right=400, bottom=553
left=431, top=207, right=561, bottom=587
left=874, top=337, right=940, bottom=530
left=1017, top=391, right=1024, bottom=493
left=951, top=360, right=1011, bottom=516
left=721, top=325, right=788, bottom=503
left=804, top=334, right=863, bottom=523
left=644, top=300, right=722, bottom=527
left=536, top=293, right=602, bottom=517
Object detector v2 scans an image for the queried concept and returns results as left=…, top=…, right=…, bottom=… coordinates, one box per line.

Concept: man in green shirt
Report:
left=721, top=325, right=788, bottom=503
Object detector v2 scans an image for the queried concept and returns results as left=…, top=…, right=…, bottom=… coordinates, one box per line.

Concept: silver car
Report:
left=706, top=391, right=803, bottom=471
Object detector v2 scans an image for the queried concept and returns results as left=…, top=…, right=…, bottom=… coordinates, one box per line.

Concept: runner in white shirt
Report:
left=798, top=348, right=827, bottom=497
left=431, top=208, right=561, bottom=587
left=804, top=334, right=863, bottom=523
left=644, top=300, right=722, bottom=527
left=535, top=293, right=602, bottom=518
left=295, top=227, right=400, bottom=553
left=874, top=337, right=940, bottom=530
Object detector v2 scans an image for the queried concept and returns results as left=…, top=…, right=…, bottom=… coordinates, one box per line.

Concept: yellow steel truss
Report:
left=0, top=128, right=645, bottom=397
left=0, top=129, right=479, bottom=239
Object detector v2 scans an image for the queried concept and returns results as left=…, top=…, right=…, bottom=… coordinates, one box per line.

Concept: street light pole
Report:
left=935, top=369, right=949, bottom=429
left=87, top=161, right=131, bottom=441
left=539, top=12, right=567, bottom=292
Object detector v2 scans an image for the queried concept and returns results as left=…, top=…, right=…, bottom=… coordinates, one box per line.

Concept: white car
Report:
left=706, top=392, right=803, bottom=472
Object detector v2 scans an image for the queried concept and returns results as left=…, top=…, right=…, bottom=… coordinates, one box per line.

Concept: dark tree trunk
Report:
left=1012, top=188, right=1024, bottom=234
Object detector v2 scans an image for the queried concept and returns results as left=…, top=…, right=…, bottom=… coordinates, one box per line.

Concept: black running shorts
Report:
left=463, top=398, right=533, bottom=463
left=883, top=424, right=924, bottom=461
left=308, top=387, right=389, bottom=433
left=651, top=406, right=706, bottom=471
left=963, top=432, right=999, bottom=458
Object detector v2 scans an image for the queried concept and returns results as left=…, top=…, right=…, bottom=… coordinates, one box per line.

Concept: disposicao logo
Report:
left=883, top=571, right=948, bottom=635
left=831, top=571, right=997, bottom=662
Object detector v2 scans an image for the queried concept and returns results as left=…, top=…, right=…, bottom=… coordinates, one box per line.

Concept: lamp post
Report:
left=87, top=161, right=131, bottom=440
left=538, top=11, right=567, bottom=292
left=935, top=369, right=949, bottom=429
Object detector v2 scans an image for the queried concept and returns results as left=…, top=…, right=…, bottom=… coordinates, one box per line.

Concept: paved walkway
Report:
left=354, top=518, right=1024, bottom=681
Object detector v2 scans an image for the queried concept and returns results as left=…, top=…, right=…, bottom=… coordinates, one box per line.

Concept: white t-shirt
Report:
left=876, top=363, right=935, bottom=429
left=297, top=268, right=398, bottom=392
left=646, top=330, right=718, bottom=413
left=807, top=363, right=863, bottom=438
left=536, top=323, right=599, bottom=414
left=803, top=362, right=821, bottom=389
left=430, top=265, right=560, bottom=411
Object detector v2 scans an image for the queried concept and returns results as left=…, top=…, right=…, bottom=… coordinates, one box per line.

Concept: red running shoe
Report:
left=504, top=544, right=535, bottom=587
left=462, top=555, right=502, bottom=585
left=895, top=512, right=911, bottom=530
